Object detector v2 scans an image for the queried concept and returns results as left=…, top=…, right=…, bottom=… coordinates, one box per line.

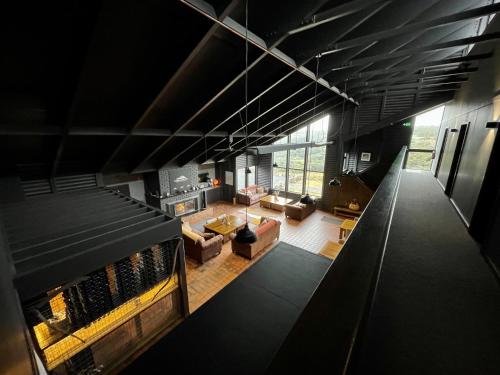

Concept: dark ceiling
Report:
left=1, top=0, right=499, bottom=178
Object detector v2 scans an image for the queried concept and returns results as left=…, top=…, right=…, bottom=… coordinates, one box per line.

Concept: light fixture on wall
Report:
left=486, top=121, right=500, bottom=129
left=235, top=0, right=256, bottom=245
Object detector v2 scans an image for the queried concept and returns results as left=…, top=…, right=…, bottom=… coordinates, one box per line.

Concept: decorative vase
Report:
left=348, top=199, right=360, bottom=211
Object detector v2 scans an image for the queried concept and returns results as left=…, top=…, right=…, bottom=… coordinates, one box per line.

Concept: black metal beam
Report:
left=0, top=126, right=276, bottom=138
left=190, top=95, right=338, bottom=165
left=330, top=2, right=500, bottom=52
left=212, top=101, right=345, bottom=162
left=134, top=79, right=317, bottom=172
left=347, top=52, right=492, bottom=79
left=326, top=32, right=500, bottom=70
left=179, top=0, right=356, bottom=102
left=348, top=67, right=477, bottom=90
left=285, top=0, right=390, bottom=36
left=99, top=1, right=239, bottom=173
left=174, top=89, right=332, bottom=166
left=359, top=87, right=459, bottom=97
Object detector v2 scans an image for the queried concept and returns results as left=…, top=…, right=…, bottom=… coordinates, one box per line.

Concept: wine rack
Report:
left=24, top=239, right=183, bottom=374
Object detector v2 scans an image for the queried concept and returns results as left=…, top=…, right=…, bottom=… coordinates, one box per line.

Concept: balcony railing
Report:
left=267, top=147, right=407, bottom=374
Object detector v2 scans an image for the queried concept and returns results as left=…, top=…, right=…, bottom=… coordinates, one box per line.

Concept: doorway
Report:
left=444, top=123, right=469, bottom=196
left=405, top=106, right=445, bottom=170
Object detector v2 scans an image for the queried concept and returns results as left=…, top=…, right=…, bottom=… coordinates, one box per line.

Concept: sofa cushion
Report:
left=182, top=227, right=204, bottom=243
left=255, top=219, right=277, bottom=236
left=256, top=187, right=264, bottom=194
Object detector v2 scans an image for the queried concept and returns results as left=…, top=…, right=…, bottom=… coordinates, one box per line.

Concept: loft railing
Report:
left=267, top=146, right=407, bottom=374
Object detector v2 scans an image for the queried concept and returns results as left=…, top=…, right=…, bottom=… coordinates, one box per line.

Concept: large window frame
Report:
left=237, top=165, right=256, bottom=190
left=272, top=115, right=329, bottom=198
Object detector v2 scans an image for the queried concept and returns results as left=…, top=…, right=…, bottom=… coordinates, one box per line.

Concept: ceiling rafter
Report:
left=169, top=88, right=332, bottom=167
left=327, top=32, right=500, bottom=70
left=133, top=79, right=318, bottom=172
left=329, top=2, right=500, bottom=53
left=188, top=94, right=338, bottom=166
left=347, top=52, right=492, bottom=79
left=203, top=100, right=346, bottom=163
left=0, top=126, right=277, bottom=138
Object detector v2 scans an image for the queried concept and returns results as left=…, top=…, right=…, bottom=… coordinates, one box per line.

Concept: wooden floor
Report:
left=183, top=201, right=342, bottom=312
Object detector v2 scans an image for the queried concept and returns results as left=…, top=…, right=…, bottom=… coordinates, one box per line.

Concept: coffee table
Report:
left=260, top=195, right=293, bottom=212
left=203, top=215, right=246, bottom=243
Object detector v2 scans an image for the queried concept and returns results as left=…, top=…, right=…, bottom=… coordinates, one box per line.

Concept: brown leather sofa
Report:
left=182, top=224, right=223, bottom=264
left=230, top=219, right=280, bottom=259
left=236, top=184, right=268, bottom=205
left=285, top=201, right=316, bottom=220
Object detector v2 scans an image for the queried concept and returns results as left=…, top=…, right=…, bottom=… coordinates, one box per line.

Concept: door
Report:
left=444, top=123, right=469, bottom=196
left=434, top=128, right=448, bottom=178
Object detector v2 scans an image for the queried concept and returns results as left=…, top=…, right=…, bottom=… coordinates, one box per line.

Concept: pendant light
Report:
left=329, top=177, right=341, bottom=187
left=329, top=80, right=347, bottom=188
left=235, top=0, right=257, bottom=245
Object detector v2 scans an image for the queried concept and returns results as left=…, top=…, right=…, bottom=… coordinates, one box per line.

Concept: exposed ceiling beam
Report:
left=171, top=89, right=332, bottom=166
left=326, top=32, right=500, bottom=69
left=330, top=2, right=500, bottom=53
left=358, top=87, right=460, bottom=98
left=285, top=0, right=390, bottom=36
left=345, top=96, right=453, bottom=140
left=179, top=0, right=356, bottom=102
left=132, top=79, right=318, bottom=172
left=209, top=101, right=344, bottom=163
left=347, top=52, right=492, bottom=79
left=99, top=0, right=238, bottom=173
left=0, top=126, right=276, bottom=138
left=348, top=67, right=477, bottom=89
left=355, top=78, right=466, bottom=94
left=187, top=95, right=337, bottom=166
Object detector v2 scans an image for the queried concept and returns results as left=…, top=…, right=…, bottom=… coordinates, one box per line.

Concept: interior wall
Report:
left=0, top=218, right=34, bottom=375
left=103, top=173, right=146, bottom=202
left=436, top=23, right=500, bottom=224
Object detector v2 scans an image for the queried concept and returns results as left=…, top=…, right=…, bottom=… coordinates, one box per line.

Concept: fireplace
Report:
left=170, top=197, right=197, bottom=216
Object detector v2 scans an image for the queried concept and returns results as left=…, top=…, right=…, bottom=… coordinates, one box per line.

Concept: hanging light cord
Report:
left=244, top=0, right=249, bottom=224
left=306, top=55, right=321, bottom=195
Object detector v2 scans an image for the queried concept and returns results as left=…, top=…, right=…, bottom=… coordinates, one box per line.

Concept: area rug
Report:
left=320, top=215, right=343, bottom=225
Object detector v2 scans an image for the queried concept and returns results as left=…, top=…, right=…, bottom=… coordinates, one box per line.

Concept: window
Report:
left=272, top=115, right=330, bottom=198
left=237, top=165, right=256, bottom=190
left=237, top=168, right=245, bottom=190
left=247, top=165, right=256, bottom=186
left=406, top=106, right=444, bottom=171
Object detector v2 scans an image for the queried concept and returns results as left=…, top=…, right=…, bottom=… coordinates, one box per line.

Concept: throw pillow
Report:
left=256, top=187, right=264, bottom=194
left=255, top=220, right=276, bottom=236
left=182, top=228, right=204, bottom=243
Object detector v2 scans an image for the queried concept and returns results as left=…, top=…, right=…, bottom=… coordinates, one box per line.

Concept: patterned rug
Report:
left=320, top=215, right=343, bottom=225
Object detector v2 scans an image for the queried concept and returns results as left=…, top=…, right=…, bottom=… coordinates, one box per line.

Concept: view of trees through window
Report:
left=406, top=106, right=444, bottom=171
left=272, top=115, right=329, bottom=198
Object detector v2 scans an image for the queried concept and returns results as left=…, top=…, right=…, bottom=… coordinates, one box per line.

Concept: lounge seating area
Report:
left=182, top=222, right=224, bottom=264
left=231, top=218, right=281, bottom=259
left=285, top=201, right=316, bottom=220
left=236, top=184, right=269, bottom=205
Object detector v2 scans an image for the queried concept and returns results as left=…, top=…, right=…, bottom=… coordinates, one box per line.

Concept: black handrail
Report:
left=267, top=146, right=407, bottom=374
